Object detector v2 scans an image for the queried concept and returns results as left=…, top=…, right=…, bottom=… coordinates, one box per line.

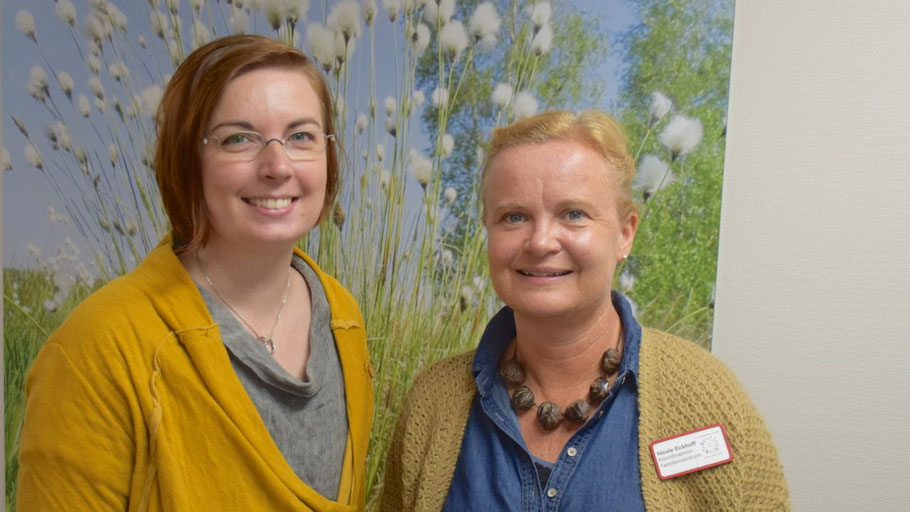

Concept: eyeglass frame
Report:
left=200, top=129, right=336, bottom=161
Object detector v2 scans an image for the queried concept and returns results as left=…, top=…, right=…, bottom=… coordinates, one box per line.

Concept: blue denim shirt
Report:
left=443, top=293, right=646, bottom=511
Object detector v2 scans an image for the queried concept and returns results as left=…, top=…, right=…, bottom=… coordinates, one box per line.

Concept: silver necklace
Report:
left=196, top=251, right=290, bottom=355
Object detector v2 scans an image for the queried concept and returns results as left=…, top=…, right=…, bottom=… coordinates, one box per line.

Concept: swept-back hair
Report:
left=483, top=110, right=637, bottom=219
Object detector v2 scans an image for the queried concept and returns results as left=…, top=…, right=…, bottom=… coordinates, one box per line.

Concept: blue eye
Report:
left=223, top=133, right=253, bottom=145
left=504, top=213, right=525, bottom=224
left=566, top=210, right=585, bottom=221
left=288, top=131, right=317, bottom=143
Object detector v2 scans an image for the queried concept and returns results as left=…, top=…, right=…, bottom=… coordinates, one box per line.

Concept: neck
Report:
left=184, top=237, right=296, bottom=304
left=511, top=302, right=622, bottom=394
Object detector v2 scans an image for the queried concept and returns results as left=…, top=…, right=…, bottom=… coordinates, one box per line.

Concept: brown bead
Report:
left=537, top=402, right=563, bottom=430
left=589, top=378, right=610, bottom=401
left=510, top=386, right=535, bottom=411
left=500, top=358, right=526, bottom=385
left=602, top=348, right=621, bottom=375
left=565, top=400, right=591, bottom=423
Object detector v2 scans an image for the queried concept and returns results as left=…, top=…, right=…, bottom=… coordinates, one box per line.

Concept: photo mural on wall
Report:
left=2, top=0, right=733, bottom=507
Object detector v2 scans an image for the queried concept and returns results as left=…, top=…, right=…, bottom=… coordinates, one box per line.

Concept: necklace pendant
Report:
left=258, top=336, right=276, bottom=355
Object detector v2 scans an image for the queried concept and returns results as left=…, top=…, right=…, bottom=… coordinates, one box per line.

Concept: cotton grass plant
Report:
left=4, top=0, right=719, bottom=508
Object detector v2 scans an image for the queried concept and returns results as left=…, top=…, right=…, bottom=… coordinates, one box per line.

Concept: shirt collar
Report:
left=472, top=291, right=642, bottom=396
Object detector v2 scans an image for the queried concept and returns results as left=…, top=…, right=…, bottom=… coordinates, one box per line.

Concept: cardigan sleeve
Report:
left=16, top=340, right=137, bottom=511
left=379, top=352, right=476, bottom=512
left=733, top=385, right=790, bottom=511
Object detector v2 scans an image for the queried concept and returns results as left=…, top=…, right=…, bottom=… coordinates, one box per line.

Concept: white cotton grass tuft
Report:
left=24, top=143, right=44, bottom=169
left=530, top=23, right=553, bottom=55
left=431, top=86, right=449, bottom=108
left=531, top=1, right=551, bottom=29
left=411, top=89, right=426, bottom=109
left=193, top=19, right=212, bottom=48
left=88, top=54, right=101, bottom=75
left=409, top=151, right=433, bottom=189
left=441, top=249, right=454, bottom=269
left=439, top=20, right=468, bottom=60
left=410, top=23, right=431, bottom=56
left=109, top=144, right=119, bottom=166
left=658, top=115, right=703, bottom=160
left=364, top=0, right=377, bottom=23
left=109, top=60, right=130, bottom=82
left=333, top=30, right=356, bottom=67
left=94, top=96, right=107, bottom=114
left=356, top=114, right=368, bottom=134
left=383, top=0, right=402, bottom=22
left=307, top=23, right=336, bottom=70
left=231, top=7, right=250, bottom=34
left=151, top=11, right=168, bottom=39
left=27, top=66, right=49, bottom=102
left=444, top=186, right=457, bottom=205
left=633, top=155, right=674, bottom=199
left=56, top=72, right=75, bottom=99
left=1, top=147, right=13, bottom=172
left=166, top=0, right=180, bottom=15
left=47, top=121, right=72, bottom=151
left=88, top=76, right=105, bottom=99
left=619, top=269, right=636, bottom=291
left=376, top=144, right=386, bottom=162
left=379, top=169, right=392, bottom=189
left=469, top=2, right=500, bottom=42
left=107, top=4, right=128, bottom=33
left=512, top=91, right=538, bottom=120
left=328, top=0, right=362, bottom=43
left=16, top=10, right=37, bottom=41
left=83, top=13, right=108, bottom=44
left=78, top=95, right=91, bottom=117
left=384, top=96, right=397, bottom=117
left=261, top=0, right=285, bottom=31
left=649, top=91, right=672, bottom=126
left=385, top=116, right=397, bottom=136
left=441, top=133, right=455, bottom=157
left=190, top=0, right=205, bottom=12
left=56, top=0, right=77, bottom=27
left=139, top=85, right=163, bottom=118
left=491, top=83, right=513, bottom=109
left=423, top=0, right=455, bottom=25
left=285, top=0, right=311, bottom=25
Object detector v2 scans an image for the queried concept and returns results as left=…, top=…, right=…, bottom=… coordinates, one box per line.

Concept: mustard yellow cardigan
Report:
left=17, top=236, right=373, bottom=511
left=382, top=328, right=789, bottom=511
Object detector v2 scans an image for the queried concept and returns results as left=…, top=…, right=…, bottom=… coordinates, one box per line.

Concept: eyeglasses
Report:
left=201, top=129, right=335, bottom=161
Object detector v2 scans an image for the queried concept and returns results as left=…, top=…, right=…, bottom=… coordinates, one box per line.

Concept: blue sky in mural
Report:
left=1, top=0, right=635, bottom=267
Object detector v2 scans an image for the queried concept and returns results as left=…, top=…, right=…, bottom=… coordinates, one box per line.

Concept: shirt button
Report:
left=567, top=447, right=578, bottom=457
left=547, top=488, right=558, bottom=498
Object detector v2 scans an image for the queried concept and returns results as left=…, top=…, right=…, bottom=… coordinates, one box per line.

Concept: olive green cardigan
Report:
left=381, top=328, right=788, bottom=511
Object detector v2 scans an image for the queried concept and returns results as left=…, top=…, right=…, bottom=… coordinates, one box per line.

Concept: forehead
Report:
left=483, top=139, right=615, bottom=194
left=209, top=67, right=323, bottom=124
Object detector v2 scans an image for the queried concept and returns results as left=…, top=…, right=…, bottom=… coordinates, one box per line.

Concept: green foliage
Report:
left=617, top=0, right=734, bottom=347
left=416, top=0, right=609, bottom=235
left=4, top=269, right=98, bottom=509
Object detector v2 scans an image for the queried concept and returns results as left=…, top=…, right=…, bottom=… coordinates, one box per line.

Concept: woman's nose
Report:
left=526, top=221, right=560, bottom=254
left=258, top=139, right=292, bottom=179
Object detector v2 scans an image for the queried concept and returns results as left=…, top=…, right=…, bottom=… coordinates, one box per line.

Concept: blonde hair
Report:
left=483, top=110, right=638, bottom=219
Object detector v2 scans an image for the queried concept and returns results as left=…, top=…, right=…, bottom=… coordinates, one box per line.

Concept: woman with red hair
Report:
left=17, top=35, right=372, bottom=511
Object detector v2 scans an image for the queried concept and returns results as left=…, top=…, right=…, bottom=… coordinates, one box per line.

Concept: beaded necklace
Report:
left=500, top=328, right=623, bottom=430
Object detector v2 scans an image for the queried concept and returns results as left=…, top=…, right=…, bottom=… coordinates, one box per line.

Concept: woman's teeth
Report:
left=248, top=198, right=291, bottom=209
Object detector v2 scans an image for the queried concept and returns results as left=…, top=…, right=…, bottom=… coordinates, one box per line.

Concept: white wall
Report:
left=713, top=1, right=910, bottom=510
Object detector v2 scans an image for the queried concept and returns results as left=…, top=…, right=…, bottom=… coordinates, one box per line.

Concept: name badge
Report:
left=649, top=423, right=733, bottom=480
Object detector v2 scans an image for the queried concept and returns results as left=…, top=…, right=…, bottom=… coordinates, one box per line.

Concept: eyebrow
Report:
left=209, top=117, right=323, bottom=133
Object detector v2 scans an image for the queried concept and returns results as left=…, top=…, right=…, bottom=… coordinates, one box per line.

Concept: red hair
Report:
left=154, top=35, right=338, bottom=253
